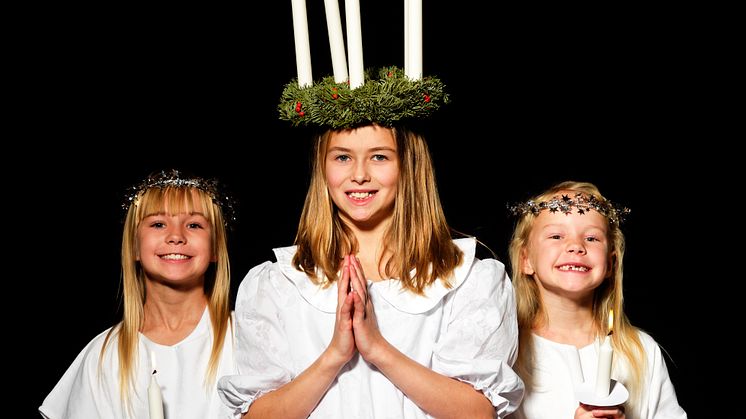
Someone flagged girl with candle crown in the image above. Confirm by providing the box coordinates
[507,180,686,419]
[218,122,523,418]
[40,169,237,419]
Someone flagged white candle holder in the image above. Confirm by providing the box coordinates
[574,379,629,407]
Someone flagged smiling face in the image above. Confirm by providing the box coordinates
[136,198,215,288]
[325,125,399,230]
[522,202,611,300]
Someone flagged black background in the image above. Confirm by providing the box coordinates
[26,2,717,417]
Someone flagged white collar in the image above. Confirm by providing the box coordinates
[273,237,476,314]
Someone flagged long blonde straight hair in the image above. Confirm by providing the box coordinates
[509,180,645,410]
[102,182,232,408]
[293,125,462,294]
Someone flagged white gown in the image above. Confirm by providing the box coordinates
[218,237,524,418]
[511,332,687,419]
[40,308,236,419]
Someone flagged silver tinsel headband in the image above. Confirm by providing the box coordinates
[122,169,236,227]
[508,193,630,225]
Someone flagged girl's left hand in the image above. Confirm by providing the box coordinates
[348,255,388,362]
[576,403,626,419]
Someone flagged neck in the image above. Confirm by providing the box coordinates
[348,220,390,281]
[141,285,208,345]
[534,290,596,348]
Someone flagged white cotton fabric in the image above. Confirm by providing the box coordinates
[40,308,236,419]
[511,332,687,419]
[218,237,524,418]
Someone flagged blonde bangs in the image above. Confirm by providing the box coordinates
[135,187,217,226]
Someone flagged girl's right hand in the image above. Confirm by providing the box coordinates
[575,403,626,419]
[323,255,357,368]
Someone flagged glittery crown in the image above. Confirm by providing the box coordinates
[278,66,449,129]
[122,169,236,227]
[508,193,630,225]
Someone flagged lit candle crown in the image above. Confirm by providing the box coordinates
[508,193,630,225]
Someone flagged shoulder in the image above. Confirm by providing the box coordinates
[40,326,124,418]
[237,244,302,294]
[461,250,512,295]
[237,260,278,294]
[634,329,667,362]
[77,327,119,366]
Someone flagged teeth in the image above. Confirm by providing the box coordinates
[349,192,372,199]
[558,265,588,272]
[161,254,189,260]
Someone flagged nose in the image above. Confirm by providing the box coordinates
[566,240,586,254]
[166,225,186,245]
[352,161,370,183]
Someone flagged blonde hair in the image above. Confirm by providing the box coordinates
[101,183,232,409]
[508,180,645,410]
[293,125,462,294]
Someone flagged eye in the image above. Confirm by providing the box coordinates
[371,154,388,161]
[187,222,204,229]
[334,154,351,162]
[150,222,166,229]
[585,236,600,242]
[549,234,562,240]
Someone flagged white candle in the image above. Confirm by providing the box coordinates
[323,0,348,83]
[594,310,614,397]
[405,0,422,80]
[291,0,313,87]
[148,351,164,419]
[345,0,364,89]
[404,0,409,72]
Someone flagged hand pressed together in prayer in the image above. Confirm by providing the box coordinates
[327,254,387,367]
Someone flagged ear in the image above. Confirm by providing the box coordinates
[606,251,616,278]
[521,248,535,276]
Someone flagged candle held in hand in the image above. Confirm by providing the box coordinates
[148,351,164,419]
[594,310,614,397]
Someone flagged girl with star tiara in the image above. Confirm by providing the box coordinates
[40,169,237,419]
[507,180,686,419]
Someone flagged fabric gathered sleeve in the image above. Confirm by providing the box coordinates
[644,334,688,419]
[218,261,295,419]
[39,330,119,419]
[431,258,524,418]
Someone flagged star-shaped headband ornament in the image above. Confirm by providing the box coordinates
[280,0,448,129]
[508,193,630,225]
[122,169,236,227]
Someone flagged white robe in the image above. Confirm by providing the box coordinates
[511,332,687,419]
[40,308,236,419]
[218,237,524,418]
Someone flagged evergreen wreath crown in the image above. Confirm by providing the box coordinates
[278,66,449,129]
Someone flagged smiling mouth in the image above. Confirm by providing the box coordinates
[557,264,589,272]
[160,254,191,260]
[347,191,375,200]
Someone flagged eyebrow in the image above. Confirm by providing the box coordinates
[327,146,396,153]
[144,211,208,218]
[539,223,607,232]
